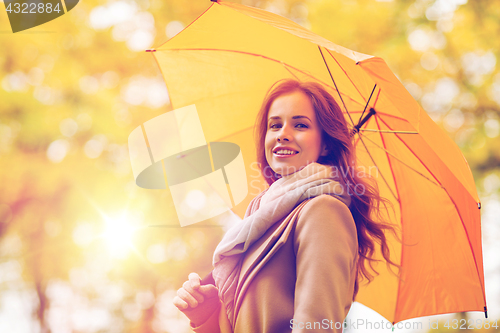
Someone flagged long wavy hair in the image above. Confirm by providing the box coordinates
[255,79,399,297]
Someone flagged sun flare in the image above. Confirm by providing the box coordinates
[102,214,137,259]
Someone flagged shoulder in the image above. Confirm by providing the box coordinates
[298,195,354,225]
[293,194,358,259]
[295,195,357,240]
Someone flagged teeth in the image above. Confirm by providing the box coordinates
[275,149,297,155]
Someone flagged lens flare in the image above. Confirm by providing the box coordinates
[102,214,137,259]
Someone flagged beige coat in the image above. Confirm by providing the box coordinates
[191,195,358,333]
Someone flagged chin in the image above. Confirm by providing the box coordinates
[273,165,301,177]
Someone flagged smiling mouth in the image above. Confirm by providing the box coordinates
[274,149,298,156]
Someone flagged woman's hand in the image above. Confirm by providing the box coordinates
[173,272,219,309]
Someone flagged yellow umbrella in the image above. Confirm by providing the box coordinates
[147,0,486,324]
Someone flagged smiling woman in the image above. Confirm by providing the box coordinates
[173,79,398,333]
[264,90,328,177]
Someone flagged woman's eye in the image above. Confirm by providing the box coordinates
[269,123,282,129]
[296,123,308,128]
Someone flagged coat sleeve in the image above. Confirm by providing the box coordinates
[292,195,358,332]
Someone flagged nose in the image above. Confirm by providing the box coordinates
[277,127,292,142]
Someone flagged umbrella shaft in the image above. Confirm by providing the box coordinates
[353,108,376,135]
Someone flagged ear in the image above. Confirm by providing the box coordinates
[320,144,328,156]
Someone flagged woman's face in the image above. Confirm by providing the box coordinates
[265,90,327,177]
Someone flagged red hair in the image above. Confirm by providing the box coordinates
[255,79,399,296]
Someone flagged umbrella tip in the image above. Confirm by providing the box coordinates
[146,49,156,52]
[211,0,218,2]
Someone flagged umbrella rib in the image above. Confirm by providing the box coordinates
[372,86,382,108]
[359,84,377,123]
[375,116,487,310]
[357,135,400,202]
[282,63,302,81]
[359,129,419,134]
[373,114,405,323]
[282,60,353,108]
[374,114,402,204]
[354,118,400,202]
[355,86,416,134]
[352,119,399,201]
[375,116,454,188]
[310,49,414,133]
[349,111,413,123]
[325,48,368,105]
[359,133,440,187]
[318,46,356,127]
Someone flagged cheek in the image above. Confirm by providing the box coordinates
[264,133,274,149]
[301,133,317,147]
[264,135,273,157]
[304,134,324,157]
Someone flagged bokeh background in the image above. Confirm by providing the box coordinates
[1,0,499,332]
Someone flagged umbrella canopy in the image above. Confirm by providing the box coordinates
[148,0,486,324]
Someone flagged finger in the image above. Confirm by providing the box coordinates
[188,272,201,290]
[172,295,188,310]
[177,288,199,308]
[199,285,219,298]
[182,280,205,303]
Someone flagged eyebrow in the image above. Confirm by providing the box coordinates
[268,115,312,121]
